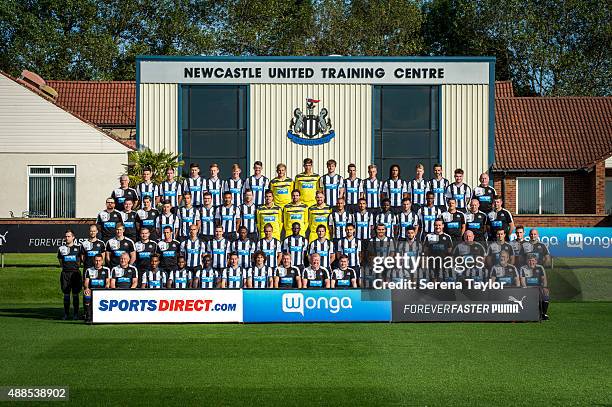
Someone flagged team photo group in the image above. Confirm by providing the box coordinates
[57,158,551,322]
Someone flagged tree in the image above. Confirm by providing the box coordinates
[125,148,184,186]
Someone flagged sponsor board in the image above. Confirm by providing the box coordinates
[92,289,243,323]
[392,287,540,322]
[243,289,391,323]
[512,227,612,257]
[0,223,91,253]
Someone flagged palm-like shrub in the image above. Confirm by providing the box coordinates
[124,148,185,186]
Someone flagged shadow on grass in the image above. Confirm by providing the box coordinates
[0,306,67,320]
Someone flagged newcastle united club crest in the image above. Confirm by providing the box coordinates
[288,98,335,145]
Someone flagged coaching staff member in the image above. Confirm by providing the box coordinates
[58,229,81,320]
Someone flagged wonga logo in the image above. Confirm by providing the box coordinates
[567,233,584,250]
[281,293,352,316]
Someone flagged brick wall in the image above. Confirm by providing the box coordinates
[512,215,611,227]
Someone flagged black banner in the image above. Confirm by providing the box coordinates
[392,287,541,322]
[0,223,92,253]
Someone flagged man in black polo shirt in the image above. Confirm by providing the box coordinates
[487,195,514,241]
[111,174,139,212]
[156,226,181,276]
[57,229,81,320]
[96,198,123,242]
[136,195,160,240]
[472,172,497,214]
[441,197,466,244]
[80,224,106,273]
[465,198,488,245]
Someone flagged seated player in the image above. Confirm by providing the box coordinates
[141,254,167,289]
[489,250,520,287]
[193,254,218,289]
[83,253,110,323]
[301,253,330,289]
[274,253,302,289]
[221,252,245,289]
[168,256,191,289]
[520,254,550,320]
[110,253,138,289]
[247,251,273,289]
[331,255,357,289]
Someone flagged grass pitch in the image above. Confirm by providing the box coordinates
[0,254,610,406]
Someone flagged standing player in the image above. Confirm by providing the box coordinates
[198,192,216,243]
[204,163,223,208]
[256,224,282,268]
[216,191,241,241]
[233,226,255,269]
[331,255,357,289]
[382,164,408,214]
[397,197,419,240]
[520,254,550,319]
[270,163,293,209]
[445,168,472,212]
[489,250,520,287]
[96,198,123,242]
[487,195,514,241]
[178,192,200,241]
[182,163,204,208]
[294,158,320,208]
[344,163,363,214]
[364,164,381,215]
[105,223,135,268]
[121,199,138,241]
[134,228,158,284]
[257,190,283,241]
[156,167,182,209]
[167,256,191,289]
[282,222,308,272]
[247,251,273,289]
[307,191,332,242]
[335,223,362,284]
[221,252,245,288]
[320,159,344,207]
[193,254,218,289]
[486,229,515,268]
[240,189,259,242]
[417,192,441,241]
[375,198,397,238]
[465,198,489,245]
[274,253,302,288]
[223,163,244,207]
[180,224,205,273]
[135,195,159,240]
[354,198,373,241]
[329,197,352,243]
[156,200,180,239]
[429,163,449,212]
[111,175,138,212]
[472,172,497,214]
[407,163,428,213]
[308,225,335,271]
[110,252,138,289]
[441,197,466,244]
[141,254,167,289]
[136,167,157,206]
[302,253,330,289]
[283,190,308,238]
[156,226,181,276]
[243,161,269,207]
[80,224,106,274]
[208,225,230,275]
[58,229,81,320]
[83,254,109,323]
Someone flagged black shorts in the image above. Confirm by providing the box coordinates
[60,271,82,294]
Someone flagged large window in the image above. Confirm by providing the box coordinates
[181,85,247,178]
[28,166,76,218]
[606,178,612,214]
[517,177,564,214]
[373,86,439,177]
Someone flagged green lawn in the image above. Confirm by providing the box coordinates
[0,255,610,405]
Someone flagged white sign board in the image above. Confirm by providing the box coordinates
[92,289,243,323]
[140,60,489,85]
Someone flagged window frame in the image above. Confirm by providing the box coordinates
[27,165,76,218]
[605,177,612,215]
[516,176,564,215]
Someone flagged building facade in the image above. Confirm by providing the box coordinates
[136,56,495,186]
